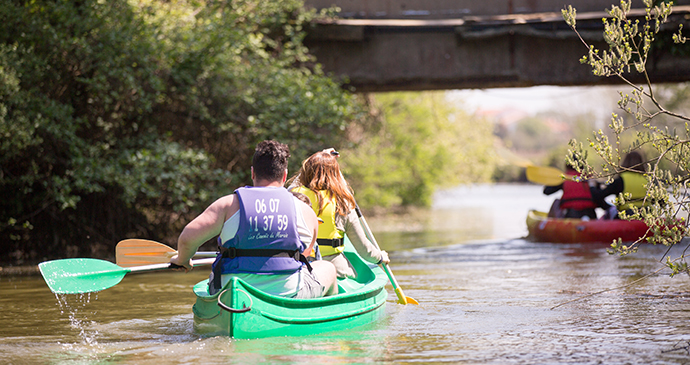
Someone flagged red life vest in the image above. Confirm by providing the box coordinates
[559,171,596,210]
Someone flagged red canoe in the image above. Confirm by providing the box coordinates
[526,210,650,243]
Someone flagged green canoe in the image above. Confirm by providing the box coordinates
[191,236,389,339]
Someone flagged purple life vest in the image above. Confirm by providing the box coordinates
[214,186,304,275]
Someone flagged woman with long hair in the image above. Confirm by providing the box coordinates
[592,150,650,219]
[289,149,389,278]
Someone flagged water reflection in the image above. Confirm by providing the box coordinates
[370,183,554,250]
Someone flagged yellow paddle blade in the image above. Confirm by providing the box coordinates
[525,165,575,186]
[116,239,177,267]
[406,295,420,305]
[381,264,418,305]
[355,205,419,306]
[394,287,419,305]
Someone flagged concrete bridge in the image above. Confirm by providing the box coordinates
[302,1,690,92]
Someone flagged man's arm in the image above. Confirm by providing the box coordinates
[171,194,238,270]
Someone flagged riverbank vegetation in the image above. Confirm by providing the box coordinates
[0,0,360,265]
[0,1,495,266]
[342,92,496,209]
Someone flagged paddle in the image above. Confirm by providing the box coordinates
[525,165,576,186]
[38,257,215,294]
[116,239,216,267]
[354,205,419,305]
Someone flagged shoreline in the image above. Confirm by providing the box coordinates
[0,265,41,277]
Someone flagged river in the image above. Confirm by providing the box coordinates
[2,183,690,364]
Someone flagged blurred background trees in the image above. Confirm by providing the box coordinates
[342,92,496,209]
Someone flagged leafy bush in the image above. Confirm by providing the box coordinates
[0,0,365,264]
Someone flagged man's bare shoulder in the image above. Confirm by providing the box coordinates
[214,193,237,205]
[209,193,240,216]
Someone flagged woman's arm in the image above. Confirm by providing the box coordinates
[598,177,624,197]
[543,184,563,195]
[590,177,624,208]
[340,209,389,264]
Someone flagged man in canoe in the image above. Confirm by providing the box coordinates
[543,160,598,220]
[170,140,338,298]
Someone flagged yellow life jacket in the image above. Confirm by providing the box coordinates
[616,171,648,211]
[293,186,345,256]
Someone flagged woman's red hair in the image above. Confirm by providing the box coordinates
[294,151,356,216]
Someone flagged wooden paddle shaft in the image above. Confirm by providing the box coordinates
[128,258,216,273]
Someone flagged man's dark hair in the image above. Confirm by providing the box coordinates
[252,140,290,182]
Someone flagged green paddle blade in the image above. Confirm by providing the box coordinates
[38,258,129,294]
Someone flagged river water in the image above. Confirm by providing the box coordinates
[2,183,690,364]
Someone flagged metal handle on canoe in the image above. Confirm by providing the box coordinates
[217,288,252,313]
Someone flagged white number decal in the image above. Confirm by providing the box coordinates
[269,199,280,212]
[251,199,286,232]
[255,199,267,213]
[263,215,274,231]
[277,215,288,231]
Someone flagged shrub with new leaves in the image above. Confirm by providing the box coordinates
[562,0,690,274]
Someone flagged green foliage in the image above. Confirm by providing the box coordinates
[510,117,564,152]
[0,0,365,264]
[563,0,690,273]
[341,92,496,208]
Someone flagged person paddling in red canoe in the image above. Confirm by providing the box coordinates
[591,150,651,220]
[543,158,598,220]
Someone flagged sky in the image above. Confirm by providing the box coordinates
[448,85,624,124]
